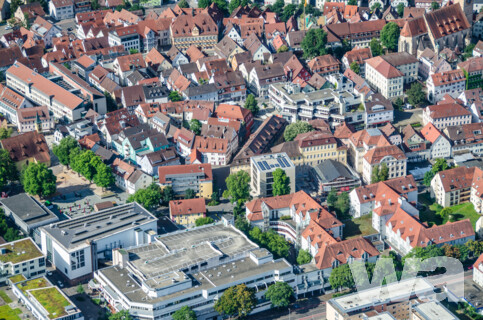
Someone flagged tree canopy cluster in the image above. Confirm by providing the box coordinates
[172,306,197,320]
[127,184,174,210]
[0,209,22,242]
[301,29,328,59]
[284,121,314,142]
[249,227,290,259]
[214,284,257,318]
[371,163,389,183]
[380,22,400,52]
[265,282,294,308]
[21,163,57,198]
[53,137,114,189]
[195,216,214,227]
[296,249,312,265]
[423,158,449,186]
[0,149,17,191]
[327,189,351,219]
[406,82,426,107]
[244,94,259,116]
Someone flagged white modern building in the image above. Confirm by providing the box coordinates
[94,223,323,320]
[40,203,157,282]
[0,238,46,284]
[11,276,84,320]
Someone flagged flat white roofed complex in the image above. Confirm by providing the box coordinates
[6,62,86,123]
[40,202,157,282]
[94,223,319,320]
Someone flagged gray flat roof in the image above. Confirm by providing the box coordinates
[413,301,458,320]
[41,202,157,250]
[127,225,258,284]
[330,278,435,314]
[0,193,58,227]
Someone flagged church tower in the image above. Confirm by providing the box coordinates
[455,0,474,26]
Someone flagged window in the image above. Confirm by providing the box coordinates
[71,250,85,271]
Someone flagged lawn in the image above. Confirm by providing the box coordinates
[0,290,12,303]
[343,214,377,239]
[30,287,70,319]
[0,305,21,320]
[18,278,49,293]
[418,193,481,228]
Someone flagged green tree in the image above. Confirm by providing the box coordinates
[0,127,13,139]
[371,165,380,183]
[380,22,400,51]
[21,163,57,198]
[433,158,449,172]
[297,249,312,265]
[0,149,17,191]
[178,0,189,7]
[394,97,404,110]
[189,119,202,135]
[109,310,133,320]
[244,93,259,116]
[185,188,196,199]
[223,171,250,203]
[379,163,389,182]
[277,45,289,53]
[235,216,251,233]
[281,4,297,22]
[94,164,114,190]
[348,0,357,4]
[198,0,212,7]
[431,1,440,10]
[129,48,139,54]
[213,0,228,14]
[214,284,256,318]
[266,282,294,308]
[77,284,85,294]
[349,61,360,74]
[229,0,240,13]
[329,264,355,291]
[105,92,118,112]
[208,191,220,206]
[327,188,337,210]
[423,169,435,186]
[127,184,162,210]
[53,137,79,166]
[269,0,284,16]
[438,207,452,220]
[161,186,175,205]
[396,3,405,17]
[301,29,328,59]
[169,91,182,102]
[371,2,381,10]
[406,82,425,106]
[284,121,314,141]
[91,0,100,10]
[370,38,383,57]
[335,192,350,219]
[173,306,197,320]
[195,216,214,227]
[272,168,291,196]
[9,0,23,18]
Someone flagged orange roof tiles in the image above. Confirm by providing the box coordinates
[169,198,206,216]
[363,145,407,165]
[426,103,471,119]
[366,56,404,79]
[158,163,212,184]
[0,131,50,164]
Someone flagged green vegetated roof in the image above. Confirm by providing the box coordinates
[29,287,71,319]
[0,239,43,264]
[18,278,49,293]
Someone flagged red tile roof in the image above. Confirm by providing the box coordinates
[363,145,407,165]
[366,56,404,79]
[0,131,50,164]
[158,163,212,183]
[169,198,206,216]
[315,237,380,269]
[430,70,465,87]
[425,103,471,119]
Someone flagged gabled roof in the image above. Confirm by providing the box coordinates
[420,122,443,143]
[365,56,404,79]
[363,145,407,165]
[169,198,206,216]
[0,131,50,164]
[426,103,470,119]
[315,237,380,270]
[425,4,470,40]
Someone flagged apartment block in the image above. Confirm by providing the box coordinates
[158,163,213,198]
[250,153,296,198]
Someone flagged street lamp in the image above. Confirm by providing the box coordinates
[288,307,291,320]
